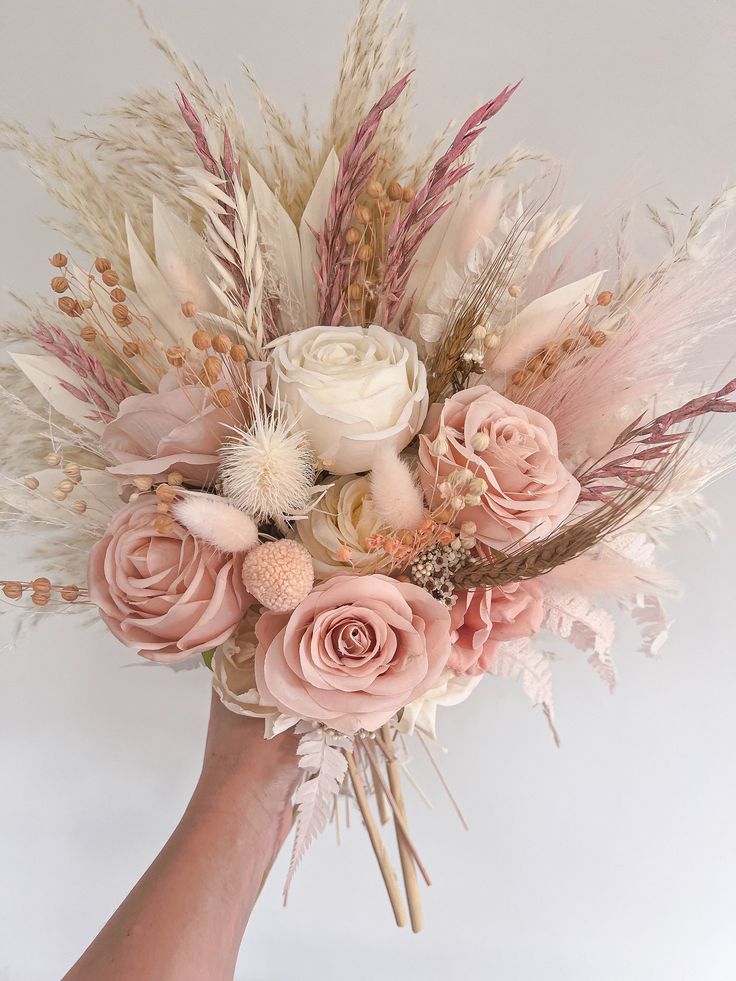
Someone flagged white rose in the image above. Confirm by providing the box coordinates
[268,323,428,474]
[211,609,275,718]
[296,474,382,580]
[397,670,483,738]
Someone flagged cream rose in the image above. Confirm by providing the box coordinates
[268,324,428,475]
[296,474,382,580]
[212,608,276,718]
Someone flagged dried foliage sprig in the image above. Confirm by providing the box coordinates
[32,323,134,423]
[577,379,736,502]
[456,466,679,590]
[316,74,412,325]
[426,205,538,401]
[178,93,270,355]
[378,83,520,327]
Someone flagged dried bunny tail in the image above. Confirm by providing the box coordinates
[171,493,259,553]
[369,449,425,532]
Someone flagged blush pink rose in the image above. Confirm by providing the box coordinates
[254,574,451,734]
[449,579,544,675]
[87,498,251,662]
[419,385,579,549]
[102,369,234,486]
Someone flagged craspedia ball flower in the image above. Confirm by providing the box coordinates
[242,540,314,612]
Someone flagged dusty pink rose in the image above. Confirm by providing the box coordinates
[449,579,544,675]
[87,498,251,662]
[102,369,234,486]
[419,385,579,549]
[254,574,451,734]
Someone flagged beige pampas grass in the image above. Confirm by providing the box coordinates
[369,448,425,532]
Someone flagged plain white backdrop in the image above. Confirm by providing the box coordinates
[1,2,735,978]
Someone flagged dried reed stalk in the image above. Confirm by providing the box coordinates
[456,463,680,590]
[345,750,407,928]
[381,725,423,933]
[426,207,537,402]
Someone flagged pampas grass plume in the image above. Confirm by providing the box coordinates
[172,494,259,553]
[369,448,425,532]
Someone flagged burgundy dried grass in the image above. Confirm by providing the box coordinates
[378,82,520,327]
[32,322,134,424]
[316,73,412,325]
[577,378,736,502]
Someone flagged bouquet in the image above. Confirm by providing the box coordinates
[2,0,734,933]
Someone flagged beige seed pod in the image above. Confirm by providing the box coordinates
[122,340,140,357]
[51,276,69,293]
[212,333,231,354]
[212,388,233,408]
[31,592,50,607]
[60,585,80,602]
[57,479,75,494]
[110,287,126,302]
[132,475,153,492]
[2,581,23,600]
[101,269,119,287]
[24,476,40,490]
[230,344,247,363]
[70,500,87,515]
[80,325,97,343]
[192,331,212,351]
[94,258,112,273]
[50,252,68,268]
[52,488,67,501]
[45,452,61,467]
[387,181,403,201]
[155,484,177,504]
[166,346,187,368]
[181,301,198,318]
[154,515,175,534]
[167,471,184,486]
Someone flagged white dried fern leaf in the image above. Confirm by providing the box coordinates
[284,725,352,898]
[489,639,559,745]
[544,587,617,692]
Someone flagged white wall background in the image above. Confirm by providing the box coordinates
[1,2,735,979]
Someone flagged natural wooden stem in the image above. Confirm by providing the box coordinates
[345,751,407,928]
[381,725,424,933]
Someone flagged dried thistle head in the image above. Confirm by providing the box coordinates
[218,394,316,526]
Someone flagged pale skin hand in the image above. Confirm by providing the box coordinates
[63,694,300,981]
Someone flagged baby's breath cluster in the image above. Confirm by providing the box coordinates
[409,537,473,606]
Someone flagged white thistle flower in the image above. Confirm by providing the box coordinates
[219,396,316,525]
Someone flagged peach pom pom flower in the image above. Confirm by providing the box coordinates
[242,540,315,612]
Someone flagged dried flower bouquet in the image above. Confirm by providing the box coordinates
[2,0,735,932]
